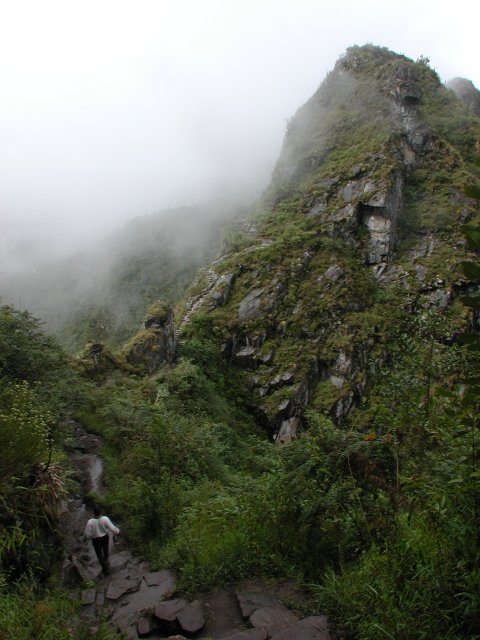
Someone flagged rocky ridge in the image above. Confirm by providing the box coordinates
[171,45,480,438]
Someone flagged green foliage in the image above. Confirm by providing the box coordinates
[318,515,464,640]
[0,382,51,485]
[0,578,78,640]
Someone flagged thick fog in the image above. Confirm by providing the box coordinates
[1,0,479,274]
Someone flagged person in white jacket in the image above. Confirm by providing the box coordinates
[84,505,120,574]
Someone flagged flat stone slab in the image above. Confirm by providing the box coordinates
[143,569,176,594]
[236,591,280,618]
[111,584,178,629]
[154,598,188,622]
[109,551,133,571]
[106,576,140,600]
[221,628,269,640]
[177,599,205,634]
[270,616,331,640]
[250,606,298,634]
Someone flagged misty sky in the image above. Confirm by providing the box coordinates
[1,0,479,268]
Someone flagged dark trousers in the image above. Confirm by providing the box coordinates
[92,534,109,570]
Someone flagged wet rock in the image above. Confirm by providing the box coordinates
[250,605,298,635]
[111,583,179,630]
[106,576,140,601]
[177,600,205,634]
[239,289,264,321]
[236,591,280,618]
[143,569,176,594]
[154,598,188,622]
[270,615,331,640]
[109,551,133,572]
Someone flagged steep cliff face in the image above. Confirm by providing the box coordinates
[178,45,480,438]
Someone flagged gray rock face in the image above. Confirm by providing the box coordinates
[275,417,301,445]
[239,289,264,321]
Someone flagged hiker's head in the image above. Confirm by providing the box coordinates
[93,505,102,518]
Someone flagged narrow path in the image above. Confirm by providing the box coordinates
[60,420,332,639]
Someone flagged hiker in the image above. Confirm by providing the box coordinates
[84,505,120,574]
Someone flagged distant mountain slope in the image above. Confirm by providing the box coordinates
[1,203,246,351]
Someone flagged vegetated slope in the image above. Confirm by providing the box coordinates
[179,45,480,439]
[1,202,245,352]
[129,45,480,638]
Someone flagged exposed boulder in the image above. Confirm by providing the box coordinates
[209,273,236,309]
[123,302,176,372]
[176,600,205,634]
[239,289,264,321]
[154,598,188,623]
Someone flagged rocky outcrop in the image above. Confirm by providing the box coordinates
[171,46,479,445]
[124,302,176,372]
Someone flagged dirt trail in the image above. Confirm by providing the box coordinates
[60,420,332,639]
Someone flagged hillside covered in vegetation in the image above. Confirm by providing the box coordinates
[2,45,480,640]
